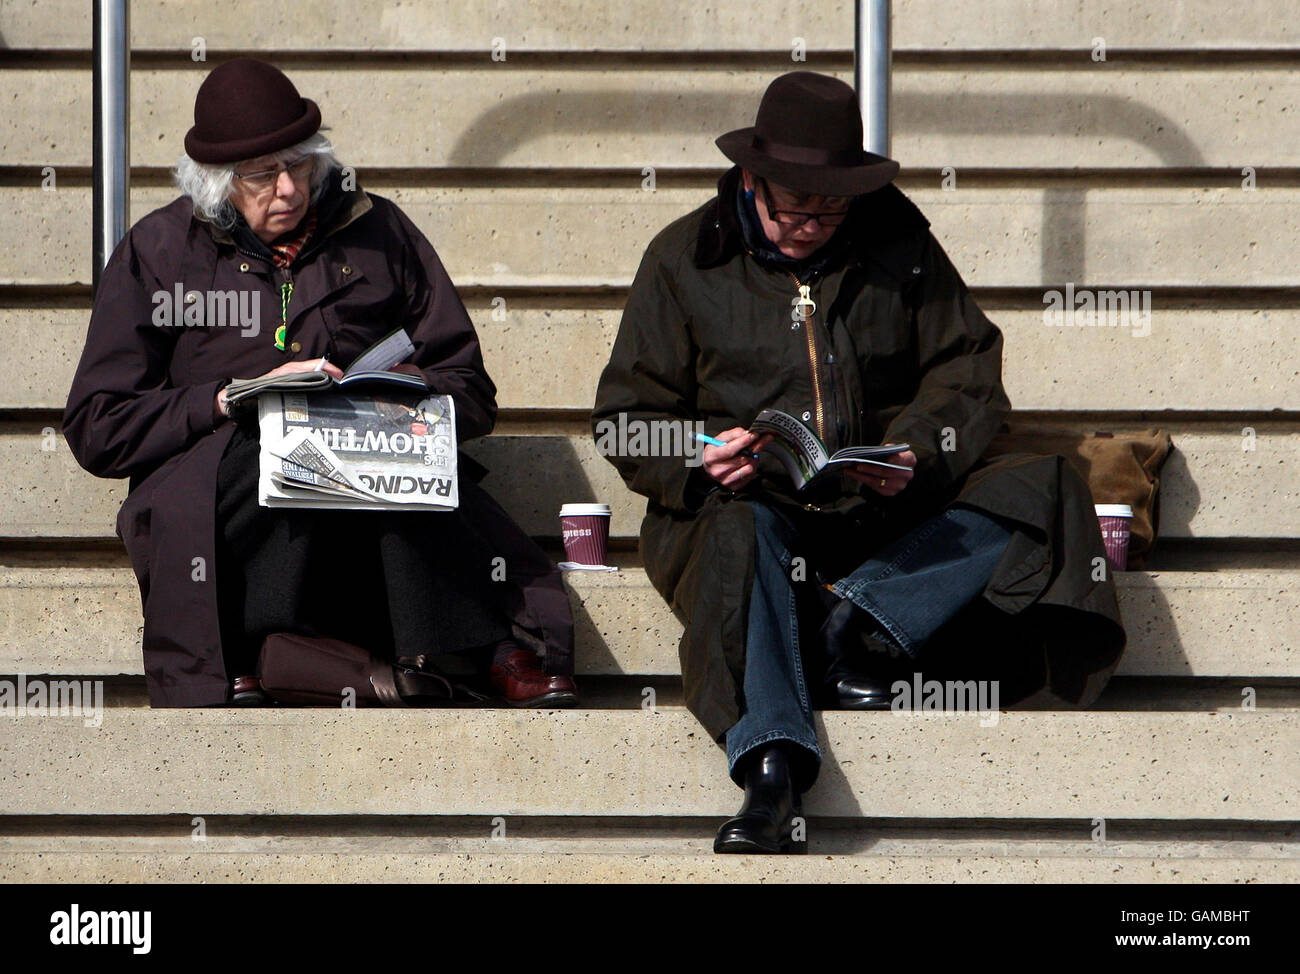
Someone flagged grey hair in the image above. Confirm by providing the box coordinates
[173,132,343,230]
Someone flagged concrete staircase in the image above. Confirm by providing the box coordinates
[0,1,1297,881]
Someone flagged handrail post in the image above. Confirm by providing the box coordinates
[855,0,891,156]
[93,0,130,294]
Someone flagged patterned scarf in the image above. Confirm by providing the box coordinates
[269,207,317,269]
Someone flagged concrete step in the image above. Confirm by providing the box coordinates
[7,304,1298,413]
[3,563,1298,679]
[1,708,1295,818]
[9,64,1297,170]
[6,0,1296,51]
[8,184,1300,289]
[1,424,1294,540]
[2,833,1297,883]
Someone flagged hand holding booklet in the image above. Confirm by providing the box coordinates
[224,328,427,405]
[748,407,910,491]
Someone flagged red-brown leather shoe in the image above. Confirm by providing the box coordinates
[489,648,578,708]
[230,674,270,706]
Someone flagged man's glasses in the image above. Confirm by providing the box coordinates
[233,156,314,193]
[758,177,851,227]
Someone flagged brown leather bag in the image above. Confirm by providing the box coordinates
[983,424,1175,569]
[257,632,455,707]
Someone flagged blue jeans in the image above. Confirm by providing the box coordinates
[723,503,1014,788]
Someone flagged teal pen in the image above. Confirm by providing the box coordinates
[694,431,761,460]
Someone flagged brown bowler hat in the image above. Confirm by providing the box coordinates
[716,71,899,197]
[184,58,321,164]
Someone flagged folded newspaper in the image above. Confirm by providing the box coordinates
[257,390,459,511]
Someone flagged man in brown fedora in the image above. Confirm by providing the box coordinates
[593,71,1124,852]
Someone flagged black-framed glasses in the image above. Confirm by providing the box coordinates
[757,177,851,227]
[233,156,314,193]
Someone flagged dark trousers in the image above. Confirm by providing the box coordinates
[214,426,511,675]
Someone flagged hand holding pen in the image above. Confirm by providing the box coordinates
[695,428,773,491]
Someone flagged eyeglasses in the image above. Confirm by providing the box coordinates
[233,156,314,193]
[757,178,851,227]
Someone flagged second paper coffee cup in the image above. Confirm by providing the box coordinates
[1095,503,1133,572]
[560,503,611,565]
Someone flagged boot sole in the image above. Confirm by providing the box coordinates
[714,834,807,855]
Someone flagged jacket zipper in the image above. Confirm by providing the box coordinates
[741,245,831,443]
[789,271,827,442]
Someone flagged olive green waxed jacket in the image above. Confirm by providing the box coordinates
[593,168,1125,741]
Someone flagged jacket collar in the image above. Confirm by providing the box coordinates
[694,165,931,280]
[194,167,373,262]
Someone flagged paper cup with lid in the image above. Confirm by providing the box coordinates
[1095,504,1133,572]
[560,503,611,566]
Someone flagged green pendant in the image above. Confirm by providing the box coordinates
[276,280,294,352]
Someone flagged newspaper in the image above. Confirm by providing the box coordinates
[257,390,458,511]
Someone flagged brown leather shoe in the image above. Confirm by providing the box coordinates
[230,674,270,706]
[489,648,578,708]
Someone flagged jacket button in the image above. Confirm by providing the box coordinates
[239,262,250,272]
[912,266,922,274]
[184,291,199,304]
[341,265,352,275]
[801,410,812,421]
[290,341,302,352]
[790,321,801,330]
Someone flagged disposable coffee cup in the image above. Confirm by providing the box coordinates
[560,503,611,566]
[1095,504,1133,572]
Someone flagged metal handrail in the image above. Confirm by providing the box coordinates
[855,0,891,157]
[92,0,130,293]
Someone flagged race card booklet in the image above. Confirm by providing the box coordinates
[748,407,910,491]
[225,328,427,405]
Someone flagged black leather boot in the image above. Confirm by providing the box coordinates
[713,744,807,854]
[820,598,902,710]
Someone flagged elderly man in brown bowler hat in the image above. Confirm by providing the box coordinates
[593,72,1125,853]
[66,58,578,709]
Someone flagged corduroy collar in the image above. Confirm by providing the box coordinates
[694,165,932,278]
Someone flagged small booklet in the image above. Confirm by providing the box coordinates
[749,407,910,491]
[225,328,426,405]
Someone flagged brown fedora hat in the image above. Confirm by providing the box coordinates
[716,71,899,197]
[184,58,321,164]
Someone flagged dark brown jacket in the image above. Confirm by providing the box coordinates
[65,173,573,706]
[593,167,1125,742]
